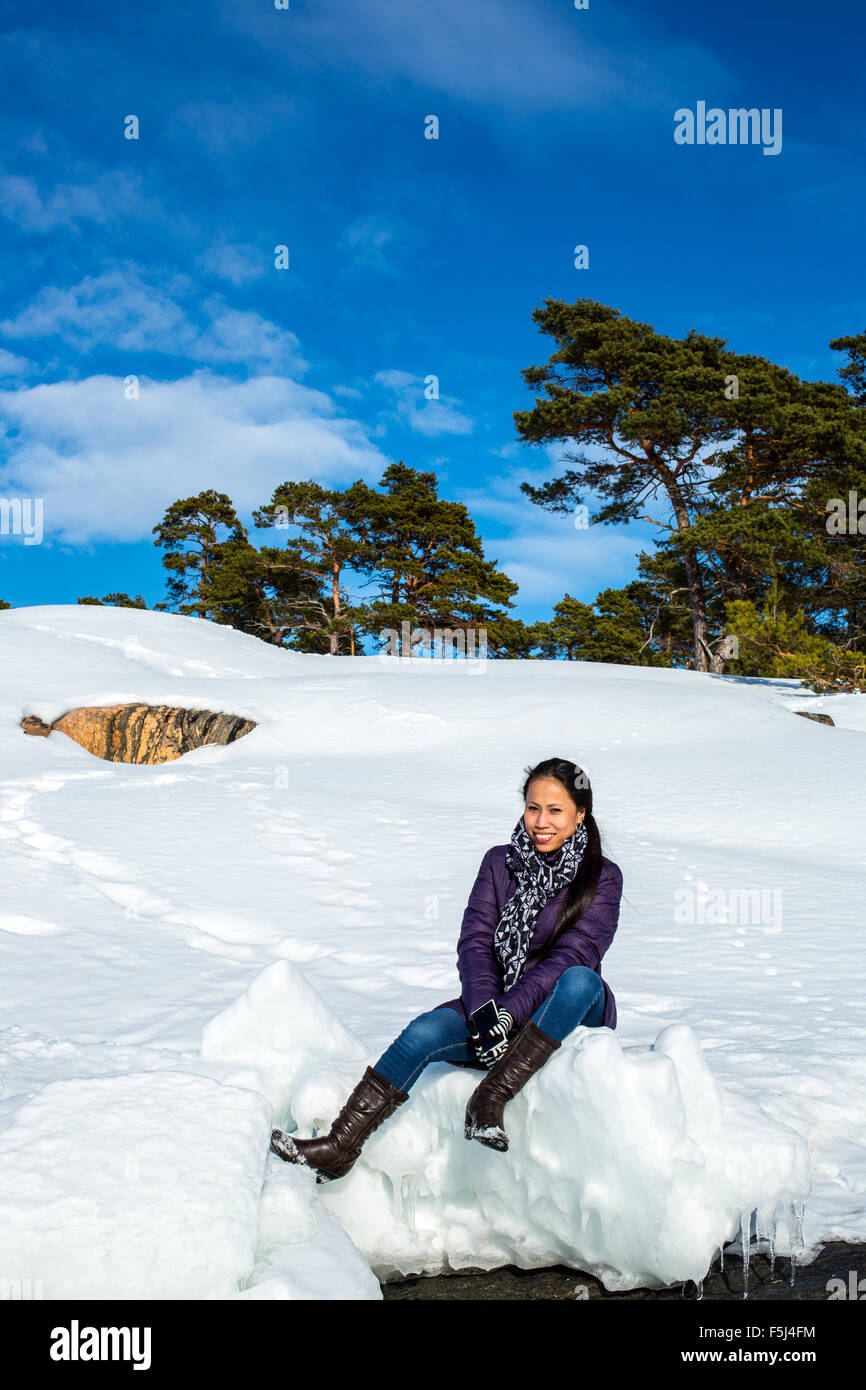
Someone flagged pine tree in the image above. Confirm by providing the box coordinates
[830,330,866,404]
[546,594,594,660]
[620,566,696,666]
[77,593,148,608]
[542,587,664,665]
[484,616,552,658]
[355,462,518,656]
[152,491,246,619]
[197,533,329,650]
[253,480,372,654]
[724,582,866,692]
[514,299,866,673]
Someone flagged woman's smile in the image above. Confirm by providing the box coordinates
[523,775,585,852]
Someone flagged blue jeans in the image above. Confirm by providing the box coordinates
[372,965,606,1094]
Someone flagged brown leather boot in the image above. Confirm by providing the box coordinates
[464,1020,561,1151]
[270,1065,409,1182]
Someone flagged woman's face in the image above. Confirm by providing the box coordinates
[523,776,585,854]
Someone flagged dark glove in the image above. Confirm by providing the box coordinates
[470,1005,514,1068]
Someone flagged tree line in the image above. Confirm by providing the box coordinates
[6,299,866,692]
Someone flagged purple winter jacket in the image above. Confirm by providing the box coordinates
[435,845,623,1031]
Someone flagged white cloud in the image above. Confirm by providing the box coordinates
[0,167,162,232]
[491,525,647,608]
[340,217,396,271]
[456,468,657,608]
[0,269,188,350]
[0,268,306,373]
[193,305,306,372]
[218,0,728,116]
[0,347,33,380]
[375,369,414,392]
[0,371,391,545]
[199,242,269,286]
[374,369,473,437]
[409,402,474,438]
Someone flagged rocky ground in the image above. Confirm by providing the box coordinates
[381,1241,866,1300]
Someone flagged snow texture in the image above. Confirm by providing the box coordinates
[0,1070,269,1298]
[0,603,862,1297]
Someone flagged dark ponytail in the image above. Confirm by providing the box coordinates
[520,757,604,947]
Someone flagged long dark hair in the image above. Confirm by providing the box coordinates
[520,757,604,946]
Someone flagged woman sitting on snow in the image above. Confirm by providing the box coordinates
[271,755,623,1179]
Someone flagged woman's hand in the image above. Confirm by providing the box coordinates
[480,1009,513,1066]
[470,1005,514,1067]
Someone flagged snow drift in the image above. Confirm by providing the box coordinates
[207,959,810,1291]
[0,604,863,1298]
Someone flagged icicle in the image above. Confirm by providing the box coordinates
[695,1277,703,1301]
[740,1209,752,1299]
[765,1206,777,1279]
[755,1209,765,1260]
[401,1174,416,1234]
[719,1240,725,1274]
[755,1205,777,1279]
[786,1199,806,1286]
[793,1199,806,1254]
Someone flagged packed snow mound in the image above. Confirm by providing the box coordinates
[238,1160,381,1300]
[200,960,811,1290]
[201,958,368,1112]
[0,1053,378,1301]
[0,1071,270,1299]
[271,992,811,1290]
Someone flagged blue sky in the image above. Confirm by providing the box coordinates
[1,0,863,621]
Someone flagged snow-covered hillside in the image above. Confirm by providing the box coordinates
[0,605,864,1297]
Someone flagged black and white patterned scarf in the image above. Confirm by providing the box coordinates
[493,817,588,988]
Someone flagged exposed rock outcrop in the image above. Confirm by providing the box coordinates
[794,711,835,727]
[20,715,52,737]
[20,704,256,764]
